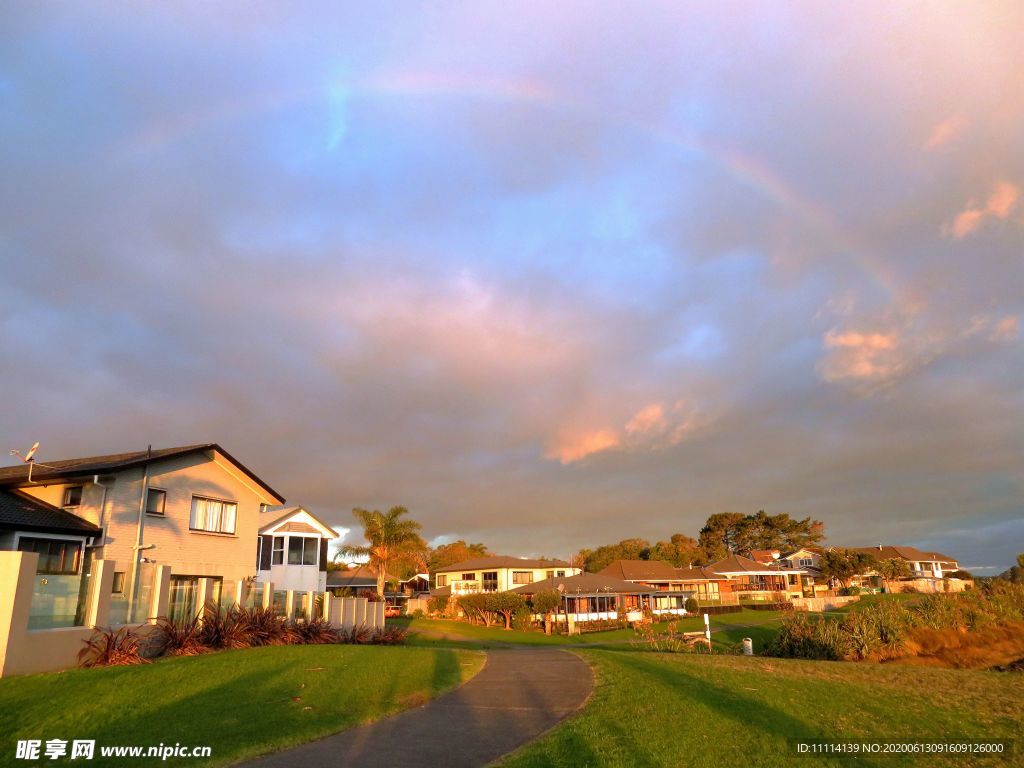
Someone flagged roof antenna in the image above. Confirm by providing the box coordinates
[9,441,49,483]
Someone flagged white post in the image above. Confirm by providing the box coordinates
[234,580,245,608]
[195,578,211,623]
[284,590,296,620]
[704,612,711,648]
[262,582,274,610]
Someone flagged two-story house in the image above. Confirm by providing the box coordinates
[0,443,285,624]
[431,555,581,596]
[256,505,338,593]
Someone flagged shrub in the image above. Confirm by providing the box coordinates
[411,609,426,619]
[198,604,250,650]
[370,625,408,645]
[152,614,207,657]
[240,605,292,646]
[839,586,862,596]
[79,627,149,668]
[426,595,449,615]
[343,623,373,644]
[684,597,699,613]
[512,606,533,632]
[766,613,849,660]
[290,616,341,645]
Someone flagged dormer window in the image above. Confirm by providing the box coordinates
[63,485,83,507]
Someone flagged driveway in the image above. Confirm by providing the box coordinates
[241,647,594,768]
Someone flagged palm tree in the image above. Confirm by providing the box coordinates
[336,506,427,598]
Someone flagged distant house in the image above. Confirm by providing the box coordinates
[400,573,430,595]
[510,572,662,623]
[256,506,339,593]
[0,444,285,624]
[327,565,390,597]
[673,565,733,601]
[847,545,959,580]
[706,553,806,601]
[597,559,700,614]
[431,556,581,596]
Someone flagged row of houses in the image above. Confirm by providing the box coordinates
[424,544,965,623]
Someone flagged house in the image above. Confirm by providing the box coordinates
[327,565,389,597]
[596,559,700,614]
[673,565,733,601]
[0,443,285,624]
[706,553,806,601]
[846,545,964,592]
[0,488,103,629]
[400,573,430,595]
[431,555,581,596]
[256,505,339,593]
[510,572,674,623]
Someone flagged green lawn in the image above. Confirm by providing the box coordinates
[0,644,484,767]
[396,611,788,653]
[496,650,1024,768]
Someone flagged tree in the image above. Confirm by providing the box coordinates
[699,511,824,561]
[576,538,651,573]
[697,513,746,562]
[458,593,492,626]
[875,557,911,592]
[531,589,562,635]
[647,534,704,567]
[998,553,1024,584]
[336,506,428,598]
[818,549,876,589]
[486,592,526,630]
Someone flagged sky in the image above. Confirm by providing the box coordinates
[1,2,1022,572]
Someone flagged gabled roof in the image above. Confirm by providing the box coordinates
[748,549,781,565]
[707,553,803,576]
[0,489,101,537]
[510,572,660,596]
[258,505,339,538]
[434,555,572,573]
[847,545,957,564]
[597,559,680,582]
[327,566,394,588]
[0,444,285,503]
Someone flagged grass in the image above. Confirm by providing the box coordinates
[395,611,789,653]
[496,650,1024,768]
[0,644,484,767]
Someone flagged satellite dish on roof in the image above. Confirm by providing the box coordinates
[9,441,40,462]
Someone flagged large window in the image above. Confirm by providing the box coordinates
[63,486,83,507]
[436,574,447,587]
[482,571,498,592]
[189,496,237,534]
[18,537,82,574]
[146,488,166,515]
[461,573,476,582]
[512,571,533,585]
[288,537,318,566]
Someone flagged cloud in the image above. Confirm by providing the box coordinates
[990,315,1020,343]
[922,114,967,151]
[817,329,905,387]
[547,401,699,464]
[944,181,1021,238]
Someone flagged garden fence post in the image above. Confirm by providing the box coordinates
[262,581,274,610]
[86,559,116,628]
[148,565,172,624]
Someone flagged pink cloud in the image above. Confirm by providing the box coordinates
[922,114,967,151]
[944,181,1021,238]
[990,315,1020,343]
[818,329,903,383]
[545,428,620,464]
[625,403,666,435]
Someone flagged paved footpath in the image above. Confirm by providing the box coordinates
[242,648,594,768]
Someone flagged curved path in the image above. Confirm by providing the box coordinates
[242,648,594,768]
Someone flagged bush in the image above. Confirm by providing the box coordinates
[426,595,449,615]
[684,597,699,613]
[839,586,862,596]
[766,613,849,660]
[198,604,249,650]
[152,614,207,657]
[291,616,341,645]
[370,625,409,645]
[78,627,149,668]
[410,609,426,619]
[512,607,533,632]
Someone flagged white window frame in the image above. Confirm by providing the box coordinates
[512,571,533,585]
[189,495,238,535]
[272,536,285,565]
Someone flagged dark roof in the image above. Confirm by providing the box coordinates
[0,444,284,503]
[707,553,803,575]
[674,565,730,582]
[847,545,957,564]
[597,559,680,581]
[0,489,101,536]
[327,566,394,588]
[510,572,657,596]
[434,555,572,573]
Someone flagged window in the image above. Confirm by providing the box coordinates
[546,570,554,579]
[461,573,476,582]
[798,558,813,567]
[436,574,447,587]
[512,571,533,585]
[288,537,318,565]
[112,572,126,594]
[146,488,166,515]
[556,570,566,577]
[482,571,498,591]
[189,496,237,534]
[272,536,285,565]
[18,537,82,575]
[63,486,83,507]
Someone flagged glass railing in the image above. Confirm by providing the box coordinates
[28,572,88,630]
